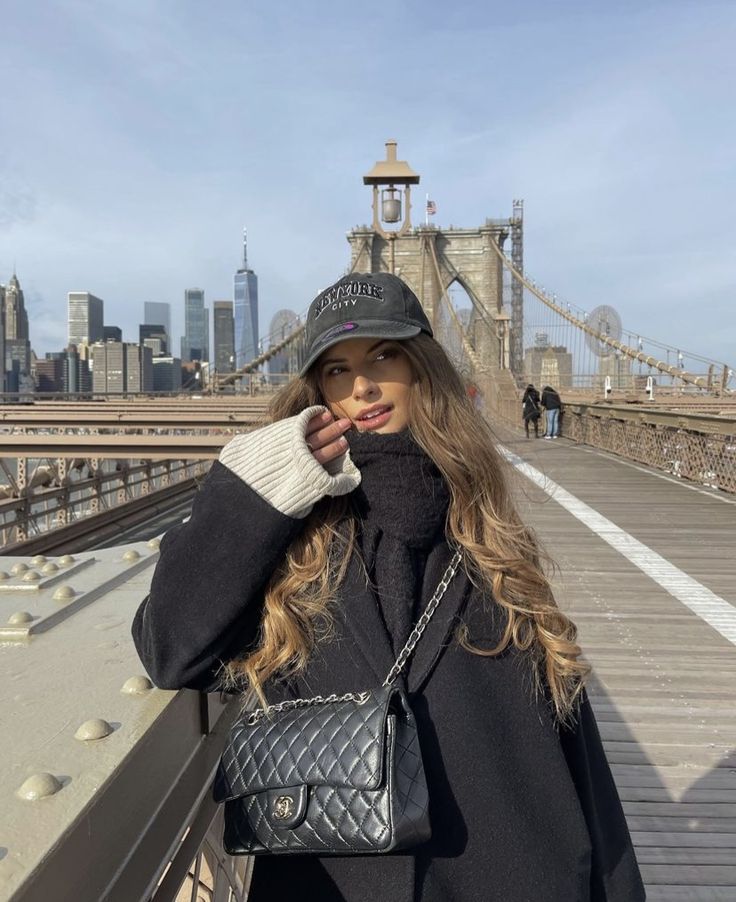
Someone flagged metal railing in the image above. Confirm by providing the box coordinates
[559,404,736,494]
[0,458,208,548]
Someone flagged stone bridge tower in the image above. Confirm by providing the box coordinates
[346,141,522,375]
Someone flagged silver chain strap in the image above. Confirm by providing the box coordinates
[382,548,463,687]
[246,691,371,725]
[245,548,463,725]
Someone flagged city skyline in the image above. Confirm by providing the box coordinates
[1,2,735,365]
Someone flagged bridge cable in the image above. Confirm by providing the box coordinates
[487,239,729,393]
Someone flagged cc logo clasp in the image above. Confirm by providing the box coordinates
[273,795,295,820]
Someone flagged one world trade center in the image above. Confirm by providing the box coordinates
[234,229,259,368]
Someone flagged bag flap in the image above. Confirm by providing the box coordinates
[214,685,396,803]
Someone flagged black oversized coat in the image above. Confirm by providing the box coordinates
[132,461,645,902]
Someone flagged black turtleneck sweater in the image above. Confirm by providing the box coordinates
[347,430,451,658]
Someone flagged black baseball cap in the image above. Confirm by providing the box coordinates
[300,272,433,376]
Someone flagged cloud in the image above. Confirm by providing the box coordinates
[0,179,37,231]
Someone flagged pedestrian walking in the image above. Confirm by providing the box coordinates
[541,384,563,439]
[132,273,644,902]
[521,383,541,438]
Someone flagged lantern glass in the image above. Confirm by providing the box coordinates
[381,187,402,223]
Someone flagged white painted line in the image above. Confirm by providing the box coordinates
[501,447,736,647]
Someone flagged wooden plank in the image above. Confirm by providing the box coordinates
[506,434,736,897]
[623,802,736,818]
[646,888,736,900]
[636,848,736,865]
[621,789,736,804]
[626,817,736,834]
[640,865,736,885]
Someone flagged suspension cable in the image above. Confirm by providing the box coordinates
[487,239,731,393]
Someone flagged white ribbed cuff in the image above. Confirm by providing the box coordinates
[218,405,361,518]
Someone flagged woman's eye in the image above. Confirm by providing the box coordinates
[326,366,346,377]
[376,348,396,362]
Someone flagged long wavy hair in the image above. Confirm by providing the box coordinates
[224,334,589,723]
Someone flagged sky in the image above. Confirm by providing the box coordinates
[1,0,734,365]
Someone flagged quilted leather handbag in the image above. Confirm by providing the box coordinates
[213,549,462,856]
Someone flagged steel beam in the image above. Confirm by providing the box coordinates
[0,435,228,459]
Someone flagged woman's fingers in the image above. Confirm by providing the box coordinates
[311,439,348,467]
[305,409,335,438]
[305,412,352,465]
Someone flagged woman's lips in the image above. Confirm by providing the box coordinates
[355,405,393,431]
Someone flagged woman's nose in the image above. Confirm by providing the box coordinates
[352,375,379,399]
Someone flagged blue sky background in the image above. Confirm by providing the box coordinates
[1,0,734,364]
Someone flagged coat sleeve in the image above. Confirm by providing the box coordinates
[559,691,646,901]
[131,461,305,691]
[131,407,362,693]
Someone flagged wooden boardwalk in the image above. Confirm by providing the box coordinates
[503,434,736,901]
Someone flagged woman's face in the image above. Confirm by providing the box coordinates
[316,337,414,433]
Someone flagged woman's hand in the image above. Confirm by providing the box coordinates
[305,410,352,466]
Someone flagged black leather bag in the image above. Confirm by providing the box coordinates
[213,549,462,856]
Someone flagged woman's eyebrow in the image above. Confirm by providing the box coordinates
[367,340,390,353]
[319,354,346,367]
[320,341,391,368]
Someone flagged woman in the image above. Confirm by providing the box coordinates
[522,383,541,438]
[132,273,645,901]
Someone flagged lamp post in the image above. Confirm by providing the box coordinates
[363,141,420,265]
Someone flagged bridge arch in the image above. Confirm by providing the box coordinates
[347,224,512,372]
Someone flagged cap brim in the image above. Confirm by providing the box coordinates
[299,320,423,376]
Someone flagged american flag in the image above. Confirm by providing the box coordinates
[426,199,437,215]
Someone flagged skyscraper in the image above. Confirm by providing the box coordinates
[144,302,171,338]
[234,230,259,368]
[4,273,32,391]
[213,301,235,373]
[181,289,208,362]
[68,292,104,346]
[91,342,153,393]
[144,302,171,352]
[268,309,300,375]
[4,273,29,341]
[140,324,168,356]
[0,273,31,392]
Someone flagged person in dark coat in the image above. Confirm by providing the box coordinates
[541,385,563,439]
[132,273,645,902]
[521,383,541,438]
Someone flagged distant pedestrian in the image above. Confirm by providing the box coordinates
[541,385,562,439]
[521,383,541,438]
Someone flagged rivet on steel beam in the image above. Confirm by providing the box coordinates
[122,549,140,562]
[42,562,59,574]
[31,555,47,565]
[147,538,161,550]
[53,585,76,602]
[121,675,153,694]
[11,562,29,574]
[17,773,63,800]
[74,719,114,741]
[22,570,41,582]
[59,555,75,566]
[8,611,34,624]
